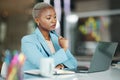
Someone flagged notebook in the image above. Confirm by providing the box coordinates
[76,42,118,73]
[24,69,75,76]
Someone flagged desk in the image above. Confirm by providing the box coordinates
[24,67,120,80]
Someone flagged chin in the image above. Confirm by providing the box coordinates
[50,29,55,31]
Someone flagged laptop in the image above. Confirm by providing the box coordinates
[75,41,118,73]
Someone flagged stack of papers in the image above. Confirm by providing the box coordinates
[112,64,120,69]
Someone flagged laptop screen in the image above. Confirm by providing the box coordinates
[88,42,118,72]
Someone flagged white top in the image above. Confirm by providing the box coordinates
[46,40,55,54]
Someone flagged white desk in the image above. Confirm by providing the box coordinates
[24,67,120,80]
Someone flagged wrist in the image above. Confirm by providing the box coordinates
[60,64,64,69]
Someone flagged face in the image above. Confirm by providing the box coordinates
[36,7,57,32]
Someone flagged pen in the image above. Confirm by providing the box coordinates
[7,54,18,80]
[5,49,12,65]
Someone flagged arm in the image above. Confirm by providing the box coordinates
[57,36,78,69]
[21,36,69,69]
[21,37,43,68]
[62,49,78,69]
[55,50,78,69]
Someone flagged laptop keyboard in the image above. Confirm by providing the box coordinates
[77,66,89,70]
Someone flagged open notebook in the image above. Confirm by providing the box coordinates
[24,69,75,76]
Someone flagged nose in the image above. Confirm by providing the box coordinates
[52,18,56,23]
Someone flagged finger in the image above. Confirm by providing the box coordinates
[59,36,63,39]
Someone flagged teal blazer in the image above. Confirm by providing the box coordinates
[21,28,77,71]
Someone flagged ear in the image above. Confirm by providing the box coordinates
[35,18,39,25]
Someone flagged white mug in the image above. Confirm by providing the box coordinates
[40,57,54,77]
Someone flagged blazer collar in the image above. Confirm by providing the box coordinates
[34,28,51,56]
[50,32,60,51]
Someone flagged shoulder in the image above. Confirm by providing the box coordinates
[21,33,37,42]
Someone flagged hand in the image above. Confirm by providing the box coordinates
[55,64,64,69]
[58,36,68,51]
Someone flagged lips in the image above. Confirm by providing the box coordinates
[51,24,56,28]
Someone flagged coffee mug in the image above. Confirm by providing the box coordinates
[40,57,54,77]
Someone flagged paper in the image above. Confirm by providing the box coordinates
[24,69,40,75]
[24,69,75,75]
[112,64,120,69]
[54,69,75,75]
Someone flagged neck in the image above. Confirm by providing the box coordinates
[38,26,50,40]
[41,30,50,40]
[44,35,50,40]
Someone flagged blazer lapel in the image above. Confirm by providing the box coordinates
[35,28,51,56]
[50,32,61,51]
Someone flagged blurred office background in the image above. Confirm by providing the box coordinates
[0,0,120,70]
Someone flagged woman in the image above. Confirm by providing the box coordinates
[21,2,77,71]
